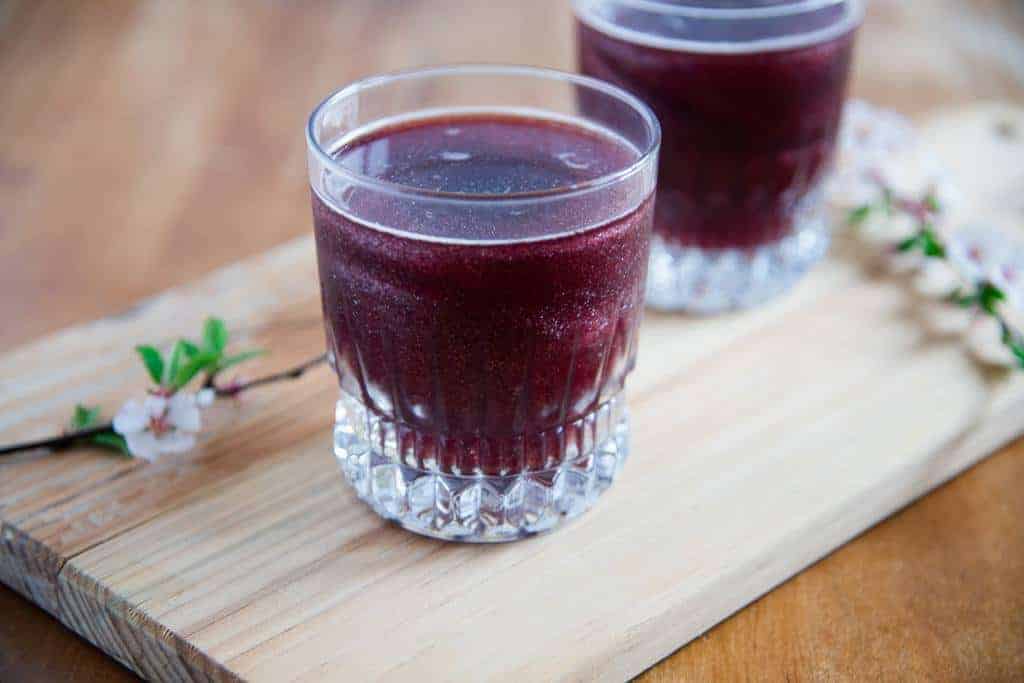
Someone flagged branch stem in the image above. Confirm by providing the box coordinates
[0,424,112,456]
[854,180,1024,368]
[1,353,329,458]
[211,353,327,397]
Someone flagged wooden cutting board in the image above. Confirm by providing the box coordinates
[1,104,1022,682]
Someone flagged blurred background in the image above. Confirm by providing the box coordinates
[1,1,1023,681]
[2,1,1024,351]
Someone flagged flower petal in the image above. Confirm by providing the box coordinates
[157,431,196,454]
[921,301,973,336]
[125,431,161,462]
[856,213,918,246]
[967,317,1017,367]
[828,100,917,209]
[196,388,215,407]
[913,261,963,298]
[167,393,201,433]
[948,228,1018,286]
[885,250,924,275]
[144,395,168,417]
[113,400,148,435]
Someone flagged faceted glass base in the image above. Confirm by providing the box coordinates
[645,213,830,314]
[332,393,630,543]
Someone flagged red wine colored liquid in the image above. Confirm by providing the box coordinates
[313,114,652,476]
[578,8,856,249]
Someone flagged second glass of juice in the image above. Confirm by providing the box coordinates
[575,0,863,313]
[307,66,660,542]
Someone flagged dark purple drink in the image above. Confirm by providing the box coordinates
[314,115,650,475]
[575,0,862,312]
[307,67,659,541]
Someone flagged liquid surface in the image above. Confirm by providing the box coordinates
[313,113,653,475]
[333,115,637,197]
[577,0,850,50]
[578,6,856,248]
[321,114,642,243]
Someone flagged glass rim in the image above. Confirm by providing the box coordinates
[573,0,865,54]
[305,64,661,204]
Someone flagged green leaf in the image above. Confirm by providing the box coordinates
[166,340,191,386]
[90,432,131,456]
[203,317,229,354]
[918,228,946,258]
[999,320,1013,345]
[997,320,1024,368]
[180,340,201,358]
[1012,342,1024,369]
[947,290,977,308]
[173,350,220,388]
[217,349,266,372]
[847,205,872,226]
[977,282,1006,315]
[897,235,920,253]
[135,345,165,385]
[72,404,102,430]
[881,188,895,216]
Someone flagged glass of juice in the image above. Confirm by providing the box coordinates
[575,0,863,313]
[307,65,660,542]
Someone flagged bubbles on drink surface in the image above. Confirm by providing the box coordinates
[331,113,635,197]
[557,152,592,171]
[318,112,644,241]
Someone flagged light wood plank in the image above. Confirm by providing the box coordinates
[2,103,1023,680]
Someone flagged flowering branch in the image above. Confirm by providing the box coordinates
[0,318,328,460]
[206,353,327,398]
[0,423,112,457]
[847,185,1024,369]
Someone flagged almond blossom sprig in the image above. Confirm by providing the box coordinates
[0,318,327,460]
[847,187,1024,370]
[829,99,1024,369]
[111,390,214,462]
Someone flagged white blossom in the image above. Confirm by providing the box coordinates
[884,249,925,275]
[113,391,209,462]
[912,260,964,298]
[827,100,960,215]
[856,211,918,246]
[948,228,1024,308]
[827,100,916,208]
[921,300,974,336]
[967,316,1018,367]
[829,100,1023,370]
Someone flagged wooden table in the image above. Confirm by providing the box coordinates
[1,1,1022,680]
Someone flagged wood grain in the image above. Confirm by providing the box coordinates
[2,102,1024,678]
[1,0,1023,681]
[1,219,1023,681]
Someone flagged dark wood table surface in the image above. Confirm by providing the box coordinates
[1,1,1022,680]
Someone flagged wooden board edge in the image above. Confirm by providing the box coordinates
[55,561,243,683]
[0,521,237,681]
[601,389,1024,683]
[0,521,63,616]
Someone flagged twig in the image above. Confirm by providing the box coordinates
[849,181,1024,368]
[0,424,112,456]
[209,353,327,397]
[1,353,329,458]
